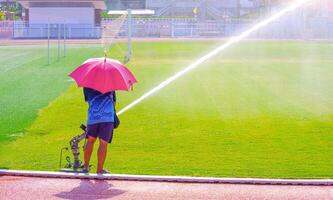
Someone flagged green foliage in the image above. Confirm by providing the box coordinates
[0,41,332,178]
[0,11,5,20]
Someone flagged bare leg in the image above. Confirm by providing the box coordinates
[84,136,96,169]
[97,139,108,173]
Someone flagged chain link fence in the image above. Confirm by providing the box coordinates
[10,21,101,39]
[1,5,333,40]
[101,15,333,40]
[0,20,13,38]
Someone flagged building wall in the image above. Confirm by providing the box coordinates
[29,7,94,24]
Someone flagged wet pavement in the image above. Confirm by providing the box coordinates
[0,175,332,200]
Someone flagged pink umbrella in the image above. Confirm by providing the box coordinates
[69,57,137,93]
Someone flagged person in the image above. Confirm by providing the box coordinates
[82,87,116,174]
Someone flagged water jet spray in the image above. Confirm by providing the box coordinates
[118,0,311,116]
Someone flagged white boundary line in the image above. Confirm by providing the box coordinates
[0,169,332,186]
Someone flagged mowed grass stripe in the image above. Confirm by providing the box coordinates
[0,41,332,178]
[0,44,104,142]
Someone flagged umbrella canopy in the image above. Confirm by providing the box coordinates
[69,57,137,93]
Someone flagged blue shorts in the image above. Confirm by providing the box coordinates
[86,122,114,143]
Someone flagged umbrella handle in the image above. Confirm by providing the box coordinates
[104,50,107,62]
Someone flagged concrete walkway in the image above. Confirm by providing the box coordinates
[1,175,332,200]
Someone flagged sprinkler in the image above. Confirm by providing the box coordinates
[59,124,89,173]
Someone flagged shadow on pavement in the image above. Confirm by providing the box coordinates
[55,179,126,200]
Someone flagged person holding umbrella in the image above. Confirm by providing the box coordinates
[69,57,137,174]
[82,88,116,174]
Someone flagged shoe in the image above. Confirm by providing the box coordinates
[82,166,90,173]
[97,169,111,174]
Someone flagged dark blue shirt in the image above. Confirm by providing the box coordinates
[84,88,116,125]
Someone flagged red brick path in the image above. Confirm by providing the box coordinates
[0,176,332,200]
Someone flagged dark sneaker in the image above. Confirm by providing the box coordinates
[97,169,111,174]
[82,166,90,173]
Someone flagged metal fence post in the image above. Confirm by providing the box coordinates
[12,21,15,38]
[171,20,175,38]
[63,23,66,57]
[57,24,60,62]
[47,21,50,65]
[126,9,132,62]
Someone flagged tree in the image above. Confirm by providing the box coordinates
[0,11,5,21]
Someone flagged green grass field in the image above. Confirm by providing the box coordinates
[0,41,332,178]
[0,44,103,142]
